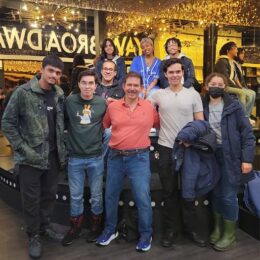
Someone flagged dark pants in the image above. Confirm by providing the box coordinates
[158,144,199,235]
[19,151,60,237]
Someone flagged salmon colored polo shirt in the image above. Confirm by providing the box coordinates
[103,98,160,150]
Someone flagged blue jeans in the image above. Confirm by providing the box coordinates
[68,155,104,216]
[104,150,152,238]
[211,148,239,221]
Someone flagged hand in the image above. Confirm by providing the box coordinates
[241,162,252,174]
[106,97,116,105]
[179,141,191,147]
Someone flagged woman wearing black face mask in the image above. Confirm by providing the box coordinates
[202,73,255,251]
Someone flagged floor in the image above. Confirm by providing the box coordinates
[0,198,260,260]
[0,134,260,260]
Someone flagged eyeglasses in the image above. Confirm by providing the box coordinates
[167,43,178,47]
[102,67,114,72]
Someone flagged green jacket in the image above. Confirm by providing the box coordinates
[1,76,66,169]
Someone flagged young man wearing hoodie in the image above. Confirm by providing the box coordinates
[95,60,124,102]
[159,37,196,89]
[95,60,125,157]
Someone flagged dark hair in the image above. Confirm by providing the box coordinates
[164,37,182,54]
[73,54,85,67]
[101,38,118,59]
[102,59,117,72]
[235,47,245,64]
[204,72,228,89]
[124,71,143,86]
[77,69,97,83]
[163,58,184,73]
[219,42,237,55]
[42,55,64,71]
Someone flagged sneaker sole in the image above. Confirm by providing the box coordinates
[136,238,152,252]
[136,244,151,252]
[96,232,118,246]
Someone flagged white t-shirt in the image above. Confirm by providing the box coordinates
[148,87,203,148]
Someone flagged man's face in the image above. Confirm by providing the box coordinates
[164,63,184,87]
[40,65,62,85]
[123,76,143,101]
[101,61,116,83]
[78,75,96,99]
[167,40,180,56]
[228,46,238,58]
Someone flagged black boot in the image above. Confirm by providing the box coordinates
[182,199,207,247]
[28,234,42,259]
[62,215,84,246]
[86,213,102,243]
[186,231,206,247]
[161,230,177,247]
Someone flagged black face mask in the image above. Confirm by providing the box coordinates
[208,87,224,98]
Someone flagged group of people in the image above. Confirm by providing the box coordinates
[0,35,256,260]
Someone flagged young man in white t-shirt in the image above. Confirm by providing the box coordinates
[149,58,205,248]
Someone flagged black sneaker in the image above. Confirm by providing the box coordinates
[86,229,100,243]
[61,215,84,246]
[160,231,176,248]
[62,228,82,246]
[28,235,42,259]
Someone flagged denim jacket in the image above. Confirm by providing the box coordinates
[2,76,66,169]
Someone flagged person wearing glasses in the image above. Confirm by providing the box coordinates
[96,60,124,103]
[95,60,125,158]
[96,38,126,87]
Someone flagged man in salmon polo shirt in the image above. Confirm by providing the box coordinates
[96,71,159,252]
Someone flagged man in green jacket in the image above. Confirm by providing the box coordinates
[2,54,66,259]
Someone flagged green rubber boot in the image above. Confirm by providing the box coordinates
[209,213,222,245]
[214,219,236,251]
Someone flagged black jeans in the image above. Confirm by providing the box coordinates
[19,151,60,237]
[158,144,200,235]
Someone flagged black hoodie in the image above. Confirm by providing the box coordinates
[95,79,124,100]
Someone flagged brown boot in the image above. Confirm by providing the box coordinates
[86,213,102,243]
[62,215,84,246]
